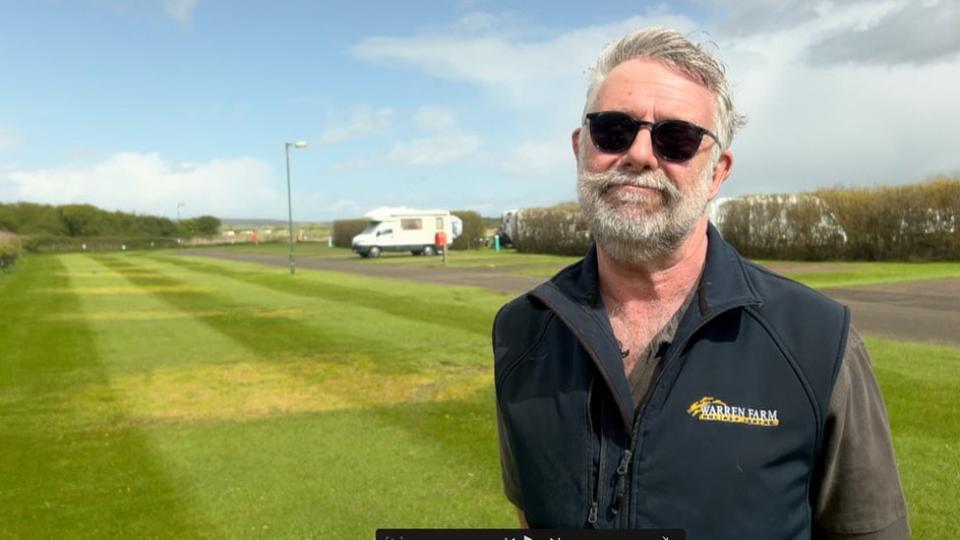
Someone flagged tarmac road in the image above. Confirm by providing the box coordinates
[822,279,959,347]
[178,248,959,347]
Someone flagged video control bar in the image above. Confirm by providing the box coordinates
[377,529,684,540]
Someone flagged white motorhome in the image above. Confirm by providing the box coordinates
[351,207,462,258]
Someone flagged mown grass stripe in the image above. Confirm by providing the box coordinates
[0,254,213,537]
[153,253,504,337]
[70,253,515,535]
[51,253,510,535]
[83,253,494,422]
[99,254,492,371]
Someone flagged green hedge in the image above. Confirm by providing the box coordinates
[719,178,960,261]
[22,235,181,253]
[0,232,21,269]
[512,203,591,256]
[717,195,846,260]
[332,219,368,248]
[451,210,485,250]
[816,179,960,260]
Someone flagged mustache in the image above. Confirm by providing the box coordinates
[579,169,681,199]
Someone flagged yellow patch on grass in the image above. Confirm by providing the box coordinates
[93,358,491,425]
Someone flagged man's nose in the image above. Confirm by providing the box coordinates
[619,128,659,171]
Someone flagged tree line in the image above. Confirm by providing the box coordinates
[0,202,221,237]
[0,202,221,252]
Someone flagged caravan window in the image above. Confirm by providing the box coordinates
[436,217,444,230]
[401,218,422,230]
[361,222,380,234]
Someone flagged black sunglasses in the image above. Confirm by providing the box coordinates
[585,111,720,162]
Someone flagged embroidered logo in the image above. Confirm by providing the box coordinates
[687,396,780,427]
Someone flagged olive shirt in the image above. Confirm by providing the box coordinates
[497,295,910,539]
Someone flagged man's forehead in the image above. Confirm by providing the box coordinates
[594,59,715,122]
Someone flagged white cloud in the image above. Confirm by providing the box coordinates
[694,0,872,36]
[715,2,960,195]
[319,105,394,144]
[164,0,198,25]
[324,107,468,172]
[807,0,960,65]
[353,4,960,198]
[296,192,364,217]
[388,134,482,166]
[352,12,696,110]
[4,152,280,218]
[501,139,575,178]
[414,106,458,132]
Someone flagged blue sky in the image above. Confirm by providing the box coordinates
[1,0,958,221]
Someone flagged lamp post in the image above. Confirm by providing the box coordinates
[285,140,308,275]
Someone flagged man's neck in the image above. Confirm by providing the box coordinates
[597,218,710,307]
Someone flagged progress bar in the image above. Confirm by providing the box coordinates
[377,529,684,540]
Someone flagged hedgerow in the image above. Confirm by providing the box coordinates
[332,219,368,248]
[0,232,21,270]
[512,203,591,256]
[720,178,960,260]
[450,210,485,250]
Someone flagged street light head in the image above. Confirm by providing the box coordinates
[294,140,308,148]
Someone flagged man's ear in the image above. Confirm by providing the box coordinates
[709,149,734,199]
[571,127,581,161]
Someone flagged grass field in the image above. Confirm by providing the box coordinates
[0,253,515,537]
[1,252,957,537]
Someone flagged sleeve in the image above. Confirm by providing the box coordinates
[496,400,524,509]
[811,326,910,539]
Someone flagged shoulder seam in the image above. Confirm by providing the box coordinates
[742,305,823,435]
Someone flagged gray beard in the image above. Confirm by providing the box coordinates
[577,165,713,264]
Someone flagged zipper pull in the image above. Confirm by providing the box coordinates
[616,449,633,475]
[611,449,634,513]
[587,501,599,525]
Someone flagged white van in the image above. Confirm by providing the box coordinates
[351,207,462,258]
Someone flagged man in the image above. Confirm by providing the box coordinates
[493,28,909,539]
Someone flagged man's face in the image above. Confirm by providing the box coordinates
[574,59,733,264]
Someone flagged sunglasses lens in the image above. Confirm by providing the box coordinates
[653,121,705,162]
[588,113,637,153]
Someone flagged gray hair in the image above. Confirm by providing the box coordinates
[583,27,746,150]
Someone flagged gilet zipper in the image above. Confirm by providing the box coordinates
[619,306,744,527]
[587,378,606,527]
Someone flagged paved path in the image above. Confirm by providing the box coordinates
[178,248,959,347]
[824,279,959,347]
